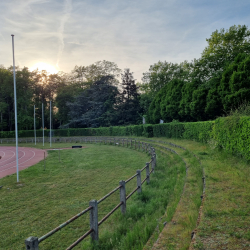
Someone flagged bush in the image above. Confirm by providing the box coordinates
[212,116,250,160]
[3,117,250,162]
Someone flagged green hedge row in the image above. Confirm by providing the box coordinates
[212,116,250,161]
[0,125,154,139]
[2,117,250,161]
[0,121,213,143]
[0,122,213,142]
[152,121,214,143]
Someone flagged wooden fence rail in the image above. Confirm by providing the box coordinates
[24,137,156,250]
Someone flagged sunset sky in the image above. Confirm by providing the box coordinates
[0,0,250,80]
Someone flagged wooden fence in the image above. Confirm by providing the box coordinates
[24,137,156,250]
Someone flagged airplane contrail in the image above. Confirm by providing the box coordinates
[56,0,72,69]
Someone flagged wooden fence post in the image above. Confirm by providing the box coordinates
[136,170,142,193]
[119,180,126,214]
[146,163,150,184]
[25,236,39,250]
[154,153,156,168]
[89,200,98,242]
[151,154,156,173]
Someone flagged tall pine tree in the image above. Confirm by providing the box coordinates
[118,69,141,125]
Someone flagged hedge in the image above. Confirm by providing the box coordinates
[152,121,214,142]
[212,116,250,161]
[0,125,154,139]
[2,117,250,161]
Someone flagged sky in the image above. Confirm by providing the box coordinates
[0,0,250,81]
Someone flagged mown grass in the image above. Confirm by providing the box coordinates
[135,138,203,250]
[87,150,186,250]
[0,141,185,250]
[148,138,250,250]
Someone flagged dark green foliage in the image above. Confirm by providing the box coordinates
[148,85,167,124]
[117,69,141,125]
[66,76,120,128]
[4,114,250,163]
[160,79,185,122]
[195,24,250,82]
[152,121,214,143]
[212,116,250,161]
[190,87,208,121]
[179,79,200,121]
[220,53,250,112]
[141,61,191,97]
[205,72,224,119]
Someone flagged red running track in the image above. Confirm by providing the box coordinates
[0,146,47,179]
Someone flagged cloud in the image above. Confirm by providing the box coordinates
[0,0,250,80]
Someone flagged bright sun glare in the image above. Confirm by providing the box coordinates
[30,62,58,74]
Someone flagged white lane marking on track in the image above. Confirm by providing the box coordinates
[0,150,26,169]
[0,151,6,159]
[0,149,37,173]
[0,150,15,164]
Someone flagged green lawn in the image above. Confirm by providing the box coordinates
[0,141,185,250]
[147,138,250,250]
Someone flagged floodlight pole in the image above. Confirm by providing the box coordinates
[42,103,44,146]
[50,101,52,147]
[34,105,36,145]
[11,34,19,182]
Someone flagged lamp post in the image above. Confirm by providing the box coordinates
[34,105,36,145]
[50,101,52,147]
[42,103,44,146]
[11,34,19,182]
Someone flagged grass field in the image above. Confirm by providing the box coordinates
[142,137,250,250]
[0,141,185,250]
[2,136,248,249]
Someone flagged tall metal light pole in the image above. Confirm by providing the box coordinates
[42,103,44,146]
[11,34,19,182]
[34,105,36,145]
[50,101,52,147]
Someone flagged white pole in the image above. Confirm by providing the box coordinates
[11,34,19,183]
[42,103,44,146]
[50,100,52,147]
[34,105,36,145]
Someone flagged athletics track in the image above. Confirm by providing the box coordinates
[0,146,47,179]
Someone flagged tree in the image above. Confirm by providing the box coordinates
[190,87,208,121]
[0,67,12,131]
[179,79,201,121]
[66,76,120,128]
[70,60,121,86]
[219,53,250,112]
[204,72,224,119]
[193,25,250,82]
[141,61,191,97]
[117,69,141,125]
[147,79,184,123]
[160,79,184,122]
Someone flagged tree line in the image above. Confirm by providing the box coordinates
[143,25,250,123]
[0,61,141,131]
[1,24,250,131]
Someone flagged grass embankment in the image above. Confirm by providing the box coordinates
[144,138,250,250]
[0,141,185,250]
[140,139,203,250]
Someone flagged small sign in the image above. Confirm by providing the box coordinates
[160,119,164,124]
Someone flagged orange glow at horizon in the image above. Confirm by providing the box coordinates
[30,62,58,74]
